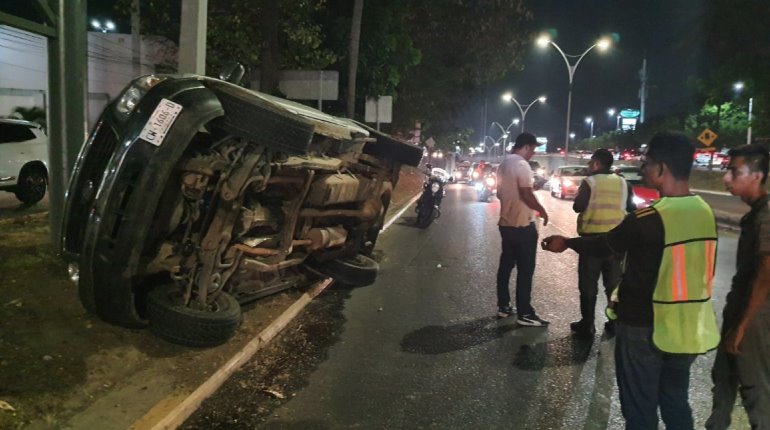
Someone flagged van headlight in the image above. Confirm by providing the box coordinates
[114,75,168,120]
[67,263,80,283]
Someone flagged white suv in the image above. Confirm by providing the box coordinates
[0,119,49,204]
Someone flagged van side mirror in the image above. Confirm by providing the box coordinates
[219,62,247,87]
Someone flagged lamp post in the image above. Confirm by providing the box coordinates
[537,34,611,158]
[734,82,753,144]
[585,116,594,137]
[491,120,520,154]
[91,19,116,33]
[501,93,547,132]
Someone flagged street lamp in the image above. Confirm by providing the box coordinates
[734,81,753,144]
[585,116,594,137]
[91,19,116,33]
[569,132,576,140]
[607,108,619,131]
[501,92,547,132]
[537,33,612,157]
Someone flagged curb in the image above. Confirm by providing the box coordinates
[132,278,333,430]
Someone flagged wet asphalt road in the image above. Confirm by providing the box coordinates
[233,184,742,429]
[0,191,49,219]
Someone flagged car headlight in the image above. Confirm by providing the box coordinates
[114,75,168,120]
[485,177,496,187]
[67,263,79,283]
[431,182,441,193]
[472,171,480,179]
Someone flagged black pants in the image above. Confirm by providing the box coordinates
[615,323,697,430]
[496,223,537,316]
[577,253,622,325]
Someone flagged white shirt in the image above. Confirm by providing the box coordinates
[497,153,534,227]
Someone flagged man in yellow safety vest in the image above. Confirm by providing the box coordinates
[571,148,636,338]
[542,132,720,430]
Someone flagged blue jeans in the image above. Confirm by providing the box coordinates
[496,223,537,316]
[615,323,697,430]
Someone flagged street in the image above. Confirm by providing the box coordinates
[183,183,745,429]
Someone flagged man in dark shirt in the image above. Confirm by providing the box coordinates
[542,132,719,429]
[706,144,770,430]
[571,149,636,338]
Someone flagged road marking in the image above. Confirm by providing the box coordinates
[381,193,422,232]
[134,278,334,430]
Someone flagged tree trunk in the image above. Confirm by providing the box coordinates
[259,2,280,95]
[347,0,364,118]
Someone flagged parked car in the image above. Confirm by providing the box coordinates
[549,165,588,199]
[0,118,49,204]
[61,73,422,347]
[613,165,660,209]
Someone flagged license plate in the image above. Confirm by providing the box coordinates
[139,99,183,146]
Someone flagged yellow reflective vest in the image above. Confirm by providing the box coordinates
[577,174,629,235]
[652,196,720,354]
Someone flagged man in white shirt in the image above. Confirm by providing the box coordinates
[495,133,550,326]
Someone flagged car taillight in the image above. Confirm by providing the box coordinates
[485,177,495,187]
[563,179,574,187]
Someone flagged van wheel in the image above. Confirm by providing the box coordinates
[147,285,242,347]
[308,254,379,288]
[15,165,47,204]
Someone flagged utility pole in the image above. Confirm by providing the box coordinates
[178,0,208,74]
[346,0,363,118]
[481,96,487,151]
[638,57,648,123]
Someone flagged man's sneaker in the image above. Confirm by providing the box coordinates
[517,313,550,327]
[570,320,596,338]
[497,306,514,318]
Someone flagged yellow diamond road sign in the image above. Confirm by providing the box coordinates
[698,128,718,147]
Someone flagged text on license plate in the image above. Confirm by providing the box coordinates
[139,99,183,146]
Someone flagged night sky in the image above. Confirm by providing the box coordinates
[469,0,708,146]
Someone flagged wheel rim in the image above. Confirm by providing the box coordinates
[25,174,46,196]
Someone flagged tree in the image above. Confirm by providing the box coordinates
[685,102,748,148]
[685,0,770,140]
[393,0,533,135]
[346,0,363,117]
[116,0,337,91]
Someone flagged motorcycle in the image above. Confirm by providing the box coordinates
[530,160,547,191]
[475,171,497,202]
[415,168,446,228]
